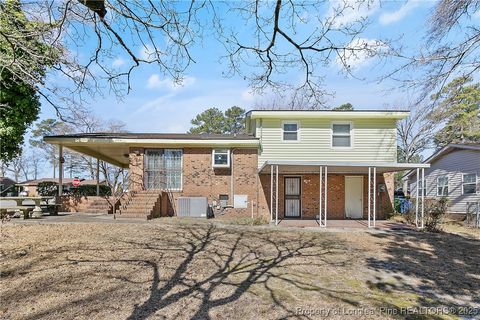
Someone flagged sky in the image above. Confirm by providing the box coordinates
[37,0,450,133]
[21,0,477,178]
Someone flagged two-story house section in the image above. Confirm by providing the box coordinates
[44,109,429,228]
[245,110,429,226]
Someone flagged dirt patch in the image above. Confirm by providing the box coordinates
[0,220,478,319]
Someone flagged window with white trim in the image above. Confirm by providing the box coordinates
[332,123,351,147]
[212,149,230,168]
[462,173,477,194]
[282,122,298,141]
[437,176,448,196]
[418,179,427,196]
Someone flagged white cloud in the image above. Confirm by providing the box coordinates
[474,9,480,19]
[112,57,125,67]
[336,38,385,70]
[379,1,420,25]
[146,74,196,90]
[132,83,253,133]
[326,0,380,27]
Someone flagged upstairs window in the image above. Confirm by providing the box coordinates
[437,176,449,196]
[282,122,299,141]
[332,123,352,148]
[212,149,230,168]
[462,173,477,194]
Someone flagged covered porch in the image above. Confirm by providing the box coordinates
[259,161,430,229]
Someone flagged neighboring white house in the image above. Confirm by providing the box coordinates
[405,144,480,214]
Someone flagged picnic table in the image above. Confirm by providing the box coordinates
[0,196,56,218]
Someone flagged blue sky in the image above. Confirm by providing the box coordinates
[36,0,454,134]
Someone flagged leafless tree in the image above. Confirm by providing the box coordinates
[382,0,480,100]
[1,0,390,114]
[6,153,29,182]
[396,103,438,163]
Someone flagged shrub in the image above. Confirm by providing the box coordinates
[37,181,58,196]
[403,198,448,231]
[424,197,449,232]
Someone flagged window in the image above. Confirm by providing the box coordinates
[463,173,477,194]
[418,179,427,196]
[332,123,352,147]
[282,122,299,141]
[212,149,230,168]
[144,149,183,190]
[164,149,183,190]
[437,176,449,196]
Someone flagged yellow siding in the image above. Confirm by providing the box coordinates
[256,118,397,168]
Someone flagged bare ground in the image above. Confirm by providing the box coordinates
[0,217,479,320]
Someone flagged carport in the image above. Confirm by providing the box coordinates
[259,161,430,229]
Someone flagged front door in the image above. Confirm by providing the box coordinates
[284,177,301,218]
[345,176,363,219]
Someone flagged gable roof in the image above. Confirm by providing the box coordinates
[403,143,480,179]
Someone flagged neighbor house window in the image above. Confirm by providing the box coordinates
[212,149,230,168]
[282,122,299,141]
[164,149,183,190]
[437,176,449,196]
[418,179,427,196]
[462,173,477,194]
[332,123,352,147]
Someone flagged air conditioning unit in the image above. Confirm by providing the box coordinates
[177,197,208,218]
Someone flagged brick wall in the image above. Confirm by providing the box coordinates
[129,147,268,219]
[259,172,394,220]
[58,195,110,213]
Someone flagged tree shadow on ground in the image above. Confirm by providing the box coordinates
[366,230,480,317]
[122,224,358,320]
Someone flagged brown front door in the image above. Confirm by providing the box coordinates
[284,177,301,218]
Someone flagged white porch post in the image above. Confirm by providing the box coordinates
[319,166,323,226]
[58,145,63,196]
[324,166,328,227]
[368,167,371,228]
[421,168,425,229]
[275,165,279,226]
[270,165,273,222]
[96,158,100,196]
[373,167,376,227]
[415,168,420,228]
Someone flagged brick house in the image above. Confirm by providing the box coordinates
[44,110,429,227]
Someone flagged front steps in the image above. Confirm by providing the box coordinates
[118,190,162,219]
[83,198,113,214]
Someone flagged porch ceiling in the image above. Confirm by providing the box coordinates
[259,160,429,174]
[51,142,130,168]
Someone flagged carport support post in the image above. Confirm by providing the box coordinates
[275,165,279,226]
[373,167,376,227]
[58,145,63,196]
[415,168,420,228]
[324,166,328,227]
[319,166,322,226]
[421,168,425,229]
[96,158,100,196]
[368,167,371,228]
[270,165,273,222]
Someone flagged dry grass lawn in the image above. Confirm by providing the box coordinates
[0,218,479,319]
